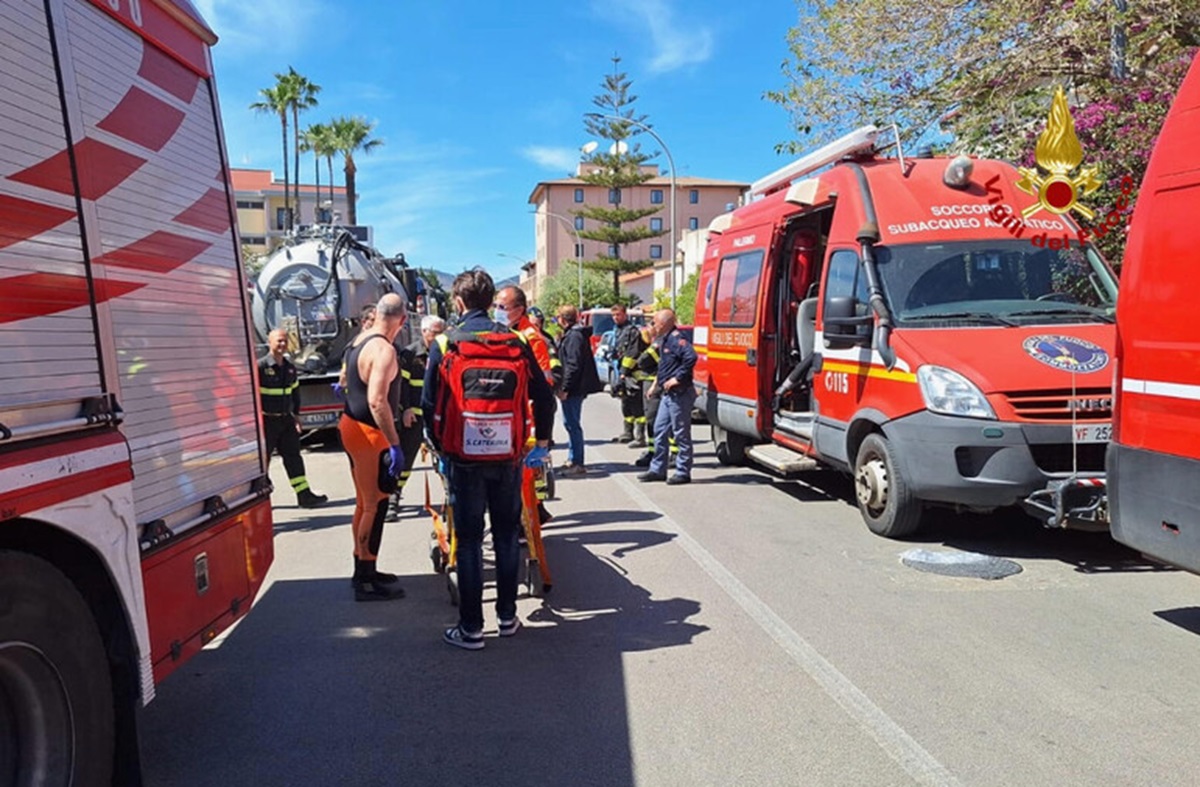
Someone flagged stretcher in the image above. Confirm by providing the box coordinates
[423,443,554,605]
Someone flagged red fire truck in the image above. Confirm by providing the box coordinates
[0,1,273,781]
[1109,53,1200,572]
[694,127,1118,537]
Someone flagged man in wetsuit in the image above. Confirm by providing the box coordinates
[339,293,409,601]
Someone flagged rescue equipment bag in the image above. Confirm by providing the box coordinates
[432,328,529,462]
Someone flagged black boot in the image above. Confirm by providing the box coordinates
[611,421,634,443]
[634,451,653,468]
[629,420,646,448]
[297,489,327,508]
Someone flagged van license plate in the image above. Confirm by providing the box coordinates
[300,411,338,427]
[1072,423,1112,443]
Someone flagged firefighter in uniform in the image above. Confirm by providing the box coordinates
[386,314,446,521]
[610,303,645,445]
[259,329,327,508]
[495,286,559,521]
[631,329,678,469]
[618,319,652,448]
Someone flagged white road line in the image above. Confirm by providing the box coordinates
[602,453,960,787]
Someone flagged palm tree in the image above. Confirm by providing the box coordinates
[330,116,383,227]
[250,80,296,232]
[281,68,320,228]
[299,124,323,223]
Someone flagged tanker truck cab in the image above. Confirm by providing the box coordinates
[696,126,1119,537]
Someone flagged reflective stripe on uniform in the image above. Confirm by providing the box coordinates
[259,383,298,396]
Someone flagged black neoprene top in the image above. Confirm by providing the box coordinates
[343,333,402,428]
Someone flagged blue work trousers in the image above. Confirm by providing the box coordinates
[560,395,585,465]
[649,386,696,478]
[449,460,522,633]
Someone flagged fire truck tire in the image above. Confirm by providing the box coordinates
[0,551,114,787]
[712,425,747,466]
[853,434,923,538]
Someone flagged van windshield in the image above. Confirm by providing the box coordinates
[875,240,1118,326]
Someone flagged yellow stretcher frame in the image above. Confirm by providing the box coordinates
[423,443,552,605]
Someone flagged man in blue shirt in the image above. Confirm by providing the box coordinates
[422,268,555,650]
[638,309,698,486]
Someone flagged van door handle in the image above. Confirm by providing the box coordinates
[746,349,757,366]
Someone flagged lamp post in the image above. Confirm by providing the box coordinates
[533,209,584,308]
[586,113,677,310]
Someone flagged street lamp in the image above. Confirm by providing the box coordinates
[496,251,530,271]
[585,113,678,310]
[532,209,584,308]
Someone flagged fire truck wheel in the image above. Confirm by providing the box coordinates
[712,425,747,466]
[853,434,923,538]
[0,551,114,787]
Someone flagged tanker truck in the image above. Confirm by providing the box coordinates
[250,225,435,435]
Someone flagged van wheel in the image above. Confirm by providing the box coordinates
[712,425,746,466]
[0,552,115,787]
[853,434,922,538]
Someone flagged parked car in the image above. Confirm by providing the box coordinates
[594,328,619,394]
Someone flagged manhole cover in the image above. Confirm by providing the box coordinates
[900,549,1023,580]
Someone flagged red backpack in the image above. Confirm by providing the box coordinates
[432,328,530,462]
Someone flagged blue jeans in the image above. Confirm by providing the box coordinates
[561,395,585,465]
[650,386,696,477]
[449,460,522,633]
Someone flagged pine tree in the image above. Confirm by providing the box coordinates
[575,57,666,301]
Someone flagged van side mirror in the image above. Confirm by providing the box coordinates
[823,296,872,349]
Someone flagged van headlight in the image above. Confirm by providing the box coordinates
[917,365,996,419]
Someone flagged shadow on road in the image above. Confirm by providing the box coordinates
[141,516,706,787]
[1154,607,1200,636]
[713,459,1166,574]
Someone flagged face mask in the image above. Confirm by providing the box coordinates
[493,307,510,326]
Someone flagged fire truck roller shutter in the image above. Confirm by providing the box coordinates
[62,1,261,528]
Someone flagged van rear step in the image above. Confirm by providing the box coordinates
[746,444,819,475]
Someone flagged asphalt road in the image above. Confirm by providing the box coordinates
[141,395,1200,786]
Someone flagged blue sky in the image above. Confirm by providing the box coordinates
[198,0,801,281]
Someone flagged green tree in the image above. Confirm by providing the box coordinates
[767,0,1199,262]
[250,79,296,230]
[674,269,700,325]
[280,68,320,226]
[330,116,383,226]
[535,267,623,314]
[576,57,665,301]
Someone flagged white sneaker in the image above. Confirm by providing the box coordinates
[443,625,484,650]
[498,617,521,638]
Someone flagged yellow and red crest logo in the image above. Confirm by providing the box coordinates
[1016,87,1103,221]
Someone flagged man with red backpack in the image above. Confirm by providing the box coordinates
[423,268,556,650]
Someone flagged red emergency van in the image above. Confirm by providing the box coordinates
[1109,53,1200,572]
[695,127,1118,537]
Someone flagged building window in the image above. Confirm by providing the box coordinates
[689,189,699,204]
[316,208,333,223]
[275,207,292,230]
[574,188,584,203]
[688,217,699,230]
[609,188,621,205]
[650,189,664,204]
[236,200,263,210]
[574,215,585,231]
[650,245,663,259]
[608,244,618,257]
[574,243,584,257]
[242,236,266,245]
[650,217,663,233]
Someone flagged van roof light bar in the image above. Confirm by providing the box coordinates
[749,125,879,199]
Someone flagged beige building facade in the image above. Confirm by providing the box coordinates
[528,164,747,302]
[230,168,351,255]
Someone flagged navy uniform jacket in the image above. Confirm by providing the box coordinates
[655,328,697,392]
[421,309,556,447]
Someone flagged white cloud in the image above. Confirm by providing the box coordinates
[519,146,580,173]
[599,0,715,74]
[195,0,324,59]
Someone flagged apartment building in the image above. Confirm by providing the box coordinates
[230,168,351,255]
[527,163,747,299]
